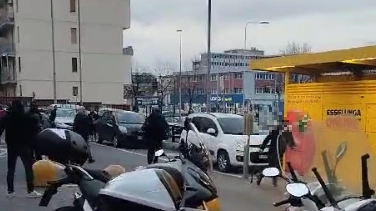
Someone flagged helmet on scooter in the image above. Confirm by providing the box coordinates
[35,128,89,166]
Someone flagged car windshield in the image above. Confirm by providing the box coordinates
[217,116,262,135]
[56,109,76,118]
[116,112,144,124]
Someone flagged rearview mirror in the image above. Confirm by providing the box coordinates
[262,167,280,177]
[286,183,309,197]
[155,149,165,157]
[206,128,216,135]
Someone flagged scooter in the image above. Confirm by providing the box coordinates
[140,121,220,211]
[265,154,376,211]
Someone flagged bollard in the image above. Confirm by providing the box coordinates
[243,112,254,179]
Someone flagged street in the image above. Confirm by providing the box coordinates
[0,143,286,211]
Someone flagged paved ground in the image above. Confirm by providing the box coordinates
[0,143,287,211]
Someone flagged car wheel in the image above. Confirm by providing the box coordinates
[217,150,231,172]
[97,136,103,144]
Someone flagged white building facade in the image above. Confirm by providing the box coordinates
[0,0,131,104]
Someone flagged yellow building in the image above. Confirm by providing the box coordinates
[250,45,376,149]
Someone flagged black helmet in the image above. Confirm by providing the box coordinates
[36,129,89,165]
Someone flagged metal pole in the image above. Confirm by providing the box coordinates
[50,0,57,103]
[206,0,212,113]
[177,30,182,122]
[78,0,83,104]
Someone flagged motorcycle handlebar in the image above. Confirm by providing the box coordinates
[273,199,290,207]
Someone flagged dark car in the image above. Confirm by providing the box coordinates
[95,110,146,148]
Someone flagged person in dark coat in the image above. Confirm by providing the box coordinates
[73,109,95,163]
[26,103,43,161]
[88,108,99,141]
[49,105,57,127]
[257,120,296,186]
[0,100,41,198]
[142,108,169,164]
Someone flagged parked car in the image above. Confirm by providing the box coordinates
[95,110,146,148]
[54,108,77,130]
[180,112,266,172]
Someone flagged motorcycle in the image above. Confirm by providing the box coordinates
[138,120,220,211]
[40,162,211,211]
[263,116,376,211]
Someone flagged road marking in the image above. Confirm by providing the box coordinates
[92,143,242,179]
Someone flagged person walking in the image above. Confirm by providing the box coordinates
[73,109,95,163]
[26,103,43,161]
[88,108,99,142]
[49,105,57,128]
[257,119,296,187]
[0,100,42,198]
[142,108,169,164]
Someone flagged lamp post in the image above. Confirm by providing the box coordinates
[206,0,212,113]
[50,0,57,103]
[243,21,270,112]
[176,29,182,122]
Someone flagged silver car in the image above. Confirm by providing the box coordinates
[55,108,77,130]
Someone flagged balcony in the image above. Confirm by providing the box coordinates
[0,4,14,32]
[0,53,16,85]
[0,37,14,56]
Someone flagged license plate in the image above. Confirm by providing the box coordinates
[259,155,268,159]
[138,136,142,140]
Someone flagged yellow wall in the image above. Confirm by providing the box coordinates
[284,80,376,151]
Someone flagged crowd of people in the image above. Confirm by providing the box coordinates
[0,101,100,198]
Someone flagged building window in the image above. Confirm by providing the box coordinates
[15,0,18,12]
[223,74,230,80]
[224,88,230,94]
[234,88,243,93]
[70,0,76,12]
[19,85,22,96]
[234,73,243,79]
[18,57,21,72]
[72,86,78,96]
[211,88,217,94]
[256,87,263,94]
[193,76,198,82]
[211,74,217,81]
[72,57,78,72]
[71,28,77,44]
[17,26,20,42]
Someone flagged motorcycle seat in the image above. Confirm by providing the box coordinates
[146,164,185,192]
[83,168,111,183]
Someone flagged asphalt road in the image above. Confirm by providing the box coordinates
[0,143,287,211]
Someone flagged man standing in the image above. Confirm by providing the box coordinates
[257,119,296,187]
[73,109,95,163]
[49,105,57,127]
[26,103,43,161]
[88,108,99,142]
[0,100,41,198]
[142,108,169,164]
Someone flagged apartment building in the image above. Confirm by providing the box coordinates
[0,0,131,104]
[169,48,283,111]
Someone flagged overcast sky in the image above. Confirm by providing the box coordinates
[123,0,376,69]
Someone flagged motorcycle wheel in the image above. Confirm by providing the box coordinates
[54,206,77,211]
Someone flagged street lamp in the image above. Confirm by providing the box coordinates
[176,29,183,121]
[244,21,269,50]
[243,21,270,112]
[206,0,212,113]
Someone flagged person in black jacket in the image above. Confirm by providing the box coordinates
[142,108,169,164]
[73,109,95,163]
[88,108,99,142]
[49,105,57,127]
[0,100,42,198]
[257,120,296,186]
[26,103,43,161]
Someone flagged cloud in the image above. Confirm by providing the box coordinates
[124,0,376,67]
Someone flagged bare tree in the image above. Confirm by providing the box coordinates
[279,41,312,55]
[180,72,199,112]
[279,41,313,84]
[153,62,178,103]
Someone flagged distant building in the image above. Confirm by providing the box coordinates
[0,0,131,104]
[169,48,283,112]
